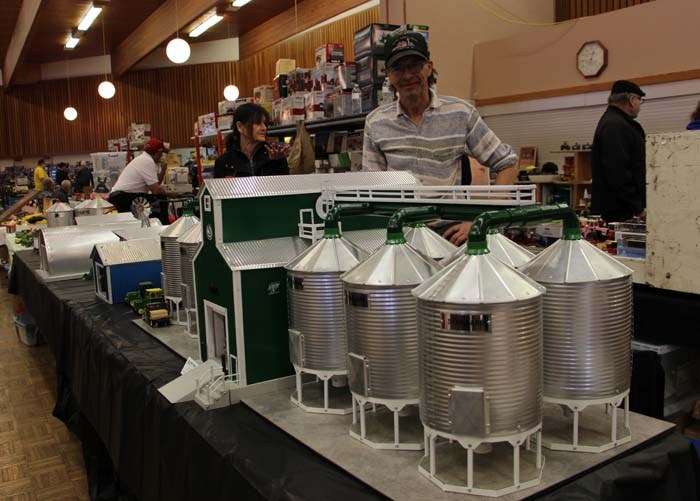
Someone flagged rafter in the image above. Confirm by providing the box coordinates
[2,0,41,89]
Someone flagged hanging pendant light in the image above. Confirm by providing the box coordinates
[64,107,78,121]
[223,84,239,101]
[98,14,116,99]
[166,0,190,64]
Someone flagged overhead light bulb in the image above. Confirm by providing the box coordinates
[232,0,251,7]
[166,38,191,64]
[65,35,80,49]
[223,84,240,101]
[98,80,116,99]
[189,14,223,38]
[78,6,103,31]
[64,107,78,121]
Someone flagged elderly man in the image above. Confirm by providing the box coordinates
[362,31,518,244]
[591,80,647,222]
[108,138,177,213]
[52,180,72,203]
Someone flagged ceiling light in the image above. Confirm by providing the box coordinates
[78,5,103,31]
[64,107,78,121]
[166,38,191,64]
[65,35,80,49]
[98,80,116,99]
[232,0,251,7]
[189,14,223,38]
[223,84,240,101]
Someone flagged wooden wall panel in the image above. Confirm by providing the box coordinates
[0,6,379,158]
[555,0,654,21]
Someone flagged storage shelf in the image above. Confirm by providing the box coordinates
[266,113,368,136]
[549,150,591,154]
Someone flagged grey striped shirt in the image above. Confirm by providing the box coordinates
[362,91,517,185]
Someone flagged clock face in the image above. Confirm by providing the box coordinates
[577,41,607,78]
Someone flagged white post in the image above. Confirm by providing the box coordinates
[536,430,542,469]
[323,378,329,411]
[513,443,520,486]
[393,410,400,446]
[424,430,429,457]
[352,395,357,424]
[573,410,579,448]
[296,371,302,403]
[359,400,367,439]
[467,447,474,489]
[611,404,618,443]
[624,395,630,429]
[430,435,436,476]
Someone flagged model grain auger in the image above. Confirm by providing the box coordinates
[519,211,634,453]
[413,204,579,497]
[285,203,373,414]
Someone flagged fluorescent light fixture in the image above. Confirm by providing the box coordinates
[77,6,103,31]
[232,0,251,8]
[65,35,80,49]
[189,14,223,38]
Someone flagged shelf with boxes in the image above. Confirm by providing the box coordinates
[522,150,592,207]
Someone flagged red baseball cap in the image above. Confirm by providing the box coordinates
[144,138,169,153]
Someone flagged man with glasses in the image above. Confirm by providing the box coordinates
[362,31,518,245]
[591,80,647,222]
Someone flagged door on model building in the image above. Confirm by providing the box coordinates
[203,300,229,364]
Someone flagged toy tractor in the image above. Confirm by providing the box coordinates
[124,282,164,316]
[143,299,170,328]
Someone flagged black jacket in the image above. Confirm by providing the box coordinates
[214,141,289,178]
[591,105,646,221]
[74,168,94,192]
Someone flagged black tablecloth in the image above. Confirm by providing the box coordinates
[9,250,700,501]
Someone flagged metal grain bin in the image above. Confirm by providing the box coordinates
[404,223,457,261]
[519,239,633,401]
[341,240,442,401]
[160,215,199,299]
[285,233,368,372]
[413,252,545,438]
[74,197,114,217]
[45,202,75,228]
[178,222,202,310]
[443,230,534,269]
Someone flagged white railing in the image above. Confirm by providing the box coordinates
[202,354,240,404]
[298,208,324,242]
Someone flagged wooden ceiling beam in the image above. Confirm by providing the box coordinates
[2,0,41,89]
[239,0,369,60]
[111,0,219,78]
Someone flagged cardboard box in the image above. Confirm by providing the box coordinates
[254,85,275,104]
[335,63,356,90]
[198,113,217,135]
[305,91,326,121]
[311,63,337,91]
[330,91,353,117]
[356,55,386,85]
[272,98,284,125]
[107,139,119,152]
[275,58,296,76]
[218,100,236,115]
[398,24,430,41]
[353,23,400,58]
[234,97,255,109]
[315,43,344,67]
[217,115,234,131]
[359,82,381,113]
[128,123,152,144]
[273,74,288,100]
[280,93,306,125]
[287,69,312,94]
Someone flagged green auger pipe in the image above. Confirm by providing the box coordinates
[385,206,441,244]
[322,203,374,238]
[467,203,581,255]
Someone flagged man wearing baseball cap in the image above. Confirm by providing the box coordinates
[362,30,518,245]
[591,80,647,222]
[109,138,177,213]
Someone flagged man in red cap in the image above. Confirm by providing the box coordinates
[109,138,177,213]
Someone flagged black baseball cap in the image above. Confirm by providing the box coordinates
[611,80,645,97]
[384,31,430,69]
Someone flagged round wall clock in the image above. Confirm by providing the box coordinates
[577,41,607,78]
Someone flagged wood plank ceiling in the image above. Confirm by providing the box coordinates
[0,0,23,70]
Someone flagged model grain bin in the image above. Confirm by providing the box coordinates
[404,222,457,261]
[45,202,75,228]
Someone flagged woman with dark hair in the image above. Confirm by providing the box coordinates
[214,103,289,178]
[687,101,700,130]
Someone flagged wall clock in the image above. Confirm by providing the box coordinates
[577,41,607,78]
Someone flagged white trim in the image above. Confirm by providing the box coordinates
[232,271,247,386]
[203,299,229,362]
[214,199,223,245]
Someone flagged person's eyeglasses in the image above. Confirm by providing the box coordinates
[631,94,645,104]
[387,60,426,76]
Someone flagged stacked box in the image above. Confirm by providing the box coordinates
[254,85,275,104]
[287,69,312,93]
[335,63,356,90]
[119,138,128,151]
[273,74,288,100]
[356,55,386,85]
[234,97,255,109]
[218,100,236,115]
[359,83,381,113]
[275,58,296,75]
[315,44,344,67]
[329,91,353,117]
[217,115,234,131]
[311,63,337,91]
[198,113,217,135]
[399,23,430,41]
[353,23,400,58]
[272,98,284,125]
[280,93,306,125]
[128,123,152,144]
[305,91,326,121]
[107,139,119,152]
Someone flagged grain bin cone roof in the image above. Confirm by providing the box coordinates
[176,221,202,244]
[519,238,632,284]
[45,202,73,214]
[412,252,545,304]
[404,224,457,261]
[77,198,114,210]
[341,241,442,287]
[160,215,199,238]
[487,231,535,268]
[285,235,368,273]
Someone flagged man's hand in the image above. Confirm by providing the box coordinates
[442,221,473,246]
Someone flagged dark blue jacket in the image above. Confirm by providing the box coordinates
[687,119,700,131]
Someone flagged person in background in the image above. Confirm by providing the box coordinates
[362,31,518,245]
[687,101,700,130]
[33,158,49,190]
[73,162,94,194]
[214,103,289,178]
[52,180,72,203]
[55,163,70,184]
[108,138,177,213]
[591,80,646,222]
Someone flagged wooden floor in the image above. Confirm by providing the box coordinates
[0,283,89,500]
